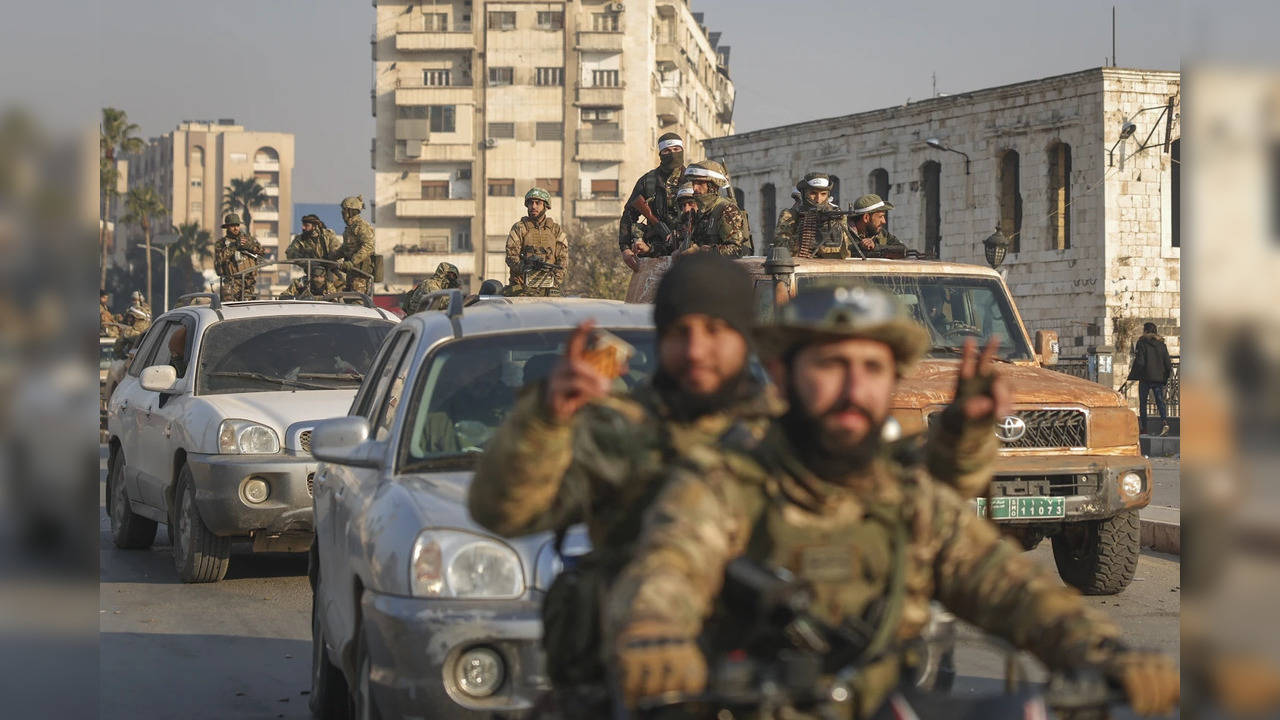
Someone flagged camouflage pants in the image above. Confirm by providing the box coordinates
[219,276,258,301]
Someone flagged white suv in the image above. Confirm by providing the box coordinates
[105,294,397,582]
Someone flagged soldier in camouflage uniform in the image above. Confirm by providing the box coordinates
[400,262,460,314]
[214,213,265,301]
[100,291,119,338]
[619,132,687,269]
[286,214,342,263]
[775,172,857,259]
[849,193,906,256]
[505,187,568,296]
[678,161,750,257]
[607,285,1180,718]
[278,264,343,300]
[335,196,376,295]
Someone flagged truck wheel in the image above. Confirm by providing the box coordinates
[310,564,352,720]
[172,465,231,583]
[108,453,157,549]
[1052,511,1140,595]
[350,630,382,720]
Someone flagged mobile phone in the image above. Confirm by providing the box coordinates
[581,328,635,379]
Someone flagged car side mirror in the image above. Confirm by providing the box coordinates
[1035,330,1060,366]
[140,365,178,392]
[311,416,383,469]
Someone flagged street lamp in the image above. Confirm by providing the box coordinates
[1108,98,1177,167]
[142,232,179,312]
[983,227,1011,269]
[925,137,970,174]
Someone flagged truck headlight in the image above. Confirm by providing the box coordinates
[411,530,524,599]
[218,419,281,454]
[1120,471,1145,500]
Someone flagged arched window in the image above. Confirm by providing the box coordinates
[760,183,777,246]
[829,175,841,205]
[254,147,279,164]
[921,161,941,258]
[1171,139,1180,248]
[869,168,889,200]
[998,149,1023,253]
[1048,142,1071,250]
[733,187,745,209]
[189,146,204,168]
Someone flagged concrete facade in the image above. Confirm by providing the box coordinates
[705,67,1181,376]
[373,0,735,290]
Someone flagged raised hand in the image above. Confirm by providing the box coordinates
[544,321,613,423]
[954,336,1012,422]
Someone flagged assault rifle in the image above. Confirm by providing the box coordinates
[627,195,674,253]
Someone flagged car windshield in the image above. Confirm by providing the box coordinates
[197,316,394,395]
[401,329,656,471]
[100,341,115,370]
[791,273,1033,360]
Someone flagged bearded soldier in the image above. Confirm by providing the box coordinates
[278,264,343,300]
[335,196,376,295]
[505,187,568,296]
[619,132,686,269]
[849,193,906,256]
[678,161,749,257]
[607,285,1180,718]
[286,214,342,262]
[775,172,856,258]
[400,262,460,314]
[214,214,264,301]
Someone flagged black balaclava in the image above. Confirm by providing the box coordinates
[658,132,684,173]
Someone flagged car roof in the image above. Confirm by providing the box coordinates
[164,299,399,324]
[736,255,1006,279]
[403,297,653,339]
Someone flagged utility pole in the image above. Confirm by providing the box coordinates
[1112,6,1117,67]
[932,71,937,97]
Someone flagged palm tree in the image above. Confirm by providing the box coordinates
[222,177,268,231]
[171,221,213,270]
[100,108,145,289]
[121,186,166,309]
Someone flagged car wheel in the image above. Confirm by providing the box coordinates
[310,548,352,720]
[350,629,382,720]
[1051,511,1140,595]
[172,465,231,583]
[108,452,157,549]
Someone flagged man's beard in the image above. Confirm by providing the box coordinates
[652,366,747,422]
[660,150,684,173]
[780,384,883,482]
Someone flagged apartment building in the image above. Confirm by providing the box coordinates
[123,120,295,266]
[373,0,735,290]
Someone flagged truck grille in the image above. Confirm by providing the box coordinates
[299,430,313,454]
[306,472,315,498]
[929,409,1087,449]
[991,474,1100,497]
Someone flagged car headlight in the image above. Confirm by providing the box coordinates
[217,419,281,454]
[410,530,524,599]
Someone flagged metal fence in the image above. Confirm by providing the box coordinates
[1052,355,1180,419]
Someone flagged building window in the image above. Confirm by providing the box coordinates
[1047,142,1071,250]
[733,188,745,208]
[421,180,450,199]
[190,179,202,188]
[488,178,515,196]
[398,105,428,119]
[229,152,248,162]
[536,11,564,30]
[423,69,452,86]
[535,67,564,87]
[921,161,941,258]
[592,13,620,32]
[487,122,515,139]
[535,122,564,141]
[1171,139,1181,248]
[582,122,622,142]
[429,105,456,132]
[590,69,620,88]
[582,108,615,122]
[869,168,889,200]
[761,183,777,246]
[590,179,619,197]
[424,13,448,32]
[190,147,204,167]
[536,178,563,196]
[254,147,279,164]
[420,231,450,253]
[488,67,514,86]
[828,175,841,205]
[487,11,516,30]
[998,149,1023,253]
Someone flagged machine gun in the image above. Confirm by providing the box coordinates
[518,256,565,295]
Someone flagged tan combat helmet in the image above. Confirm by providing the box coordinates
[682,160,729,189]
[340,195,365,213]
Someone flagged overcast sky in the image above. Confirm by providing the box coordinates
[3,0,1276,205]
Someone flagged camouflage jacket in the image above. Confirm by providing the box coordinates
[214,233,264,279]
[850,224,905,253]
[400,275,457,314]
[505,215,568,289]
[607,422,1122,717]
[285,228,342,261]
[775,201,856,259]
[278,276,342,300]
[618,165,684,253]
[100,302,118,337]
[682,194,749,258]
[337,217,376,274]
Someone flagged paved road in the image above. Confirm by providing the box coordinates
[1149,456,1179,509]
[99,447,1180,718]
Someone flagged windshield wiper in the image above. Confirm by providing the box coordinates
[928,345,1013,363]
[207,370,330,390]
[296,371,364,382]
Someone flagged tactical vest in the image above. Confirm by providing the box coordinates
[795,207,850,259]
[689,198,734,250]
[517,216,561,260]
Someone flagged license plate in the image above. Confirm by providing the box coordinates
[973,496,1066,520]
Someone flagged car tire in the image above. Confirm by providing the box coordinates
[1051,511,1140,595]
[172,465,231,583]
[108,452,157,549]
[350,629,382,720]
[310,554,352,720]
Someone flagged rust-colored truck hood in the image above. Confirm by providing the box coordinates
[896,359,1124,409]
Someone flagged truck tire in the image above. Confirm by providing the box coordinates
[1052,510,1140,595]
[172,465,231,583]
[108,452,157,549]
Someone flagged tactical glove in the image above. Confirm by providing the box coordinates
[615,621,707,708]
[1105,649,1180,716]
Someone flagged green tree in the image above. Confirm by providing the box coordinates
[221,177,268,231]
[563,222,630,300]
[121,186,166,309]
[171,221,213,270]
[100,108,145,290]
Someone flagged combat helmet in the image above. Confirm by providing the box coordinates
[340,195,365,212]
[682,160,729,189]
[435,262,460,280]
[524,187,552,209]
[754,285,928,377]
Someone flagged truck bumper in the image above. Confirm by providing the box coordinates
[185,452,316,538]
[988,453,1152,523]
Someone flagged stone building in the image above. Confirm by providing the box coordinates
[705,67,1180,370]
[373,0,735,290]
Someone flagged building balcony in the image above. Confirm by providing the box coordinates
[656,43,678,69]
[575,197,622,218]
[394,252,473,276]
[254,210,280,221]
[395,142,475,163]
[395,119,429,141]
[574,84,625,108]
[263,186,280,197]
[396,32,475,52]
[575,141,626,162]
[253,161,281,172]
[655,0,678,17]
[575,31,624,52]
[657,94,681,124]
[395,86,475,106]
[395,198,476,218]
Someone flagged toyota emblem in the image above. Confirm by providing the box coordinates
[995,415,1027,443]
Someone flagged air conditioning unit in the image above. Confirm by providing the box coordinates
[607,2,625,11]
[483,138,497,148]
